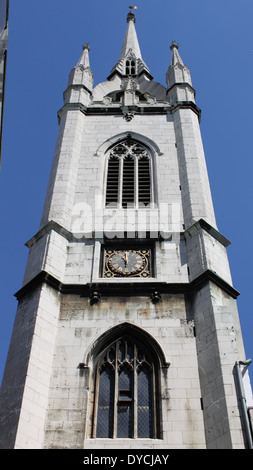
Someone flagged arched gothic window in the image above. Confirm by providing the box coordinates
[105,138,154,208]
[91,336,161,439]
[125,59,136,75]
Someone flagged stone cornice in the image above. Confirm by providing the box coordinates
[170,100,201,120]
[57,100,203,122]
[26,220,163,248]
[184,218,231,248]
[26,218,231,249]
[166,82,196,97]
[63,83,93,97]
[15,268,240,302]
[25,220,73,248]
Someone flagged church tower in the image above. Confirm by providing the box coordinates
[0,9,252,450]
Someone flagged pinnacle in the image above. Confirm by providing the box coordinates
[76,42,91,68]
[170,41,185,67]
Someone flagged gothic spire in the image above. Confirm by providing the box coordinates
[120,9,142,60]
[108,9,152,80]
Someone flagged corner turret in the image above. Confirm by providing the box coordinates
[166,41,195,105]
[64,42,94,106]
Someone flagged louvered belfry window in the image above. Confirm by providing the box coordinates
[105,139,152,208]
[93,337,157,439]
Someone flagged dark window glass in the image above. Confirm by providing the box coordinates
[96,364,114,438]
[94,338,158,439]
[131,60,136,75]
[137,365,153,438]
[118,364,133,437]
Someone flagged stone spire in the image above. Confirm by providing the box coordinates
[108,9,152,80]
[120,10,142,60]
[166,41,195,104]
[76,42,91,68]
[170,40,185,67]
[64,42,94,106]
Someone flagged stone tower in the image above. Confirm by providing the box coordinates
[0,10,252,450]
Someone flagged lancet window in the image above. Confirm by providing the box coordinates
[105,138,153,208]
[92,337,159,439]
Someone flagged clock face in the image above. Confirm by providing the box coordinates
[103,249,151,278]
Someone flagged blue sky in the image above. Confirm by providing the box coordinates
[0,0,253,386]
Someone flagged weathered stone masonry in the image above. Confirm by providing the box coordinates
[0,10,252,449]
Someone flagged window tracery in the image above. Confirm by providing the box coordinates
[105,138,153,208]
[92,337,158,439]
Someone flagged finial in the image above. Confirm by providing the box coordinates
[170,40,179,50]
[127,5,137,23]
[83,42,90,52]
